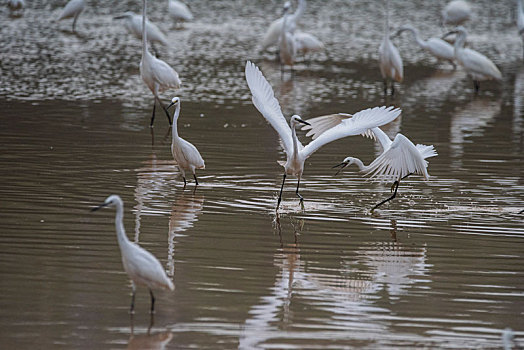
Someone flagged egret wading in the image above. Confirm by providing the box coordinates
[443,26,502,93]
[261,0,305,52]
[279,4,297,75]
[91,195,174,314]
[140,0,181,127]
[167,97,205,187]
[245,61,401,211]
[379,0,403,96]
[58,0,85,33]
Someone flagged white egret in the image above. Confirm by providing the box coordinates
[279,5,297,74]
[91,195,174,313]
[393,24,455,68]
[379,0,403,96]
[327,126,438,211]
[140,0,181,127]
[518,0,524,58]
[168,0,193,27]
[113,12,169,48]
[443,26,502,93]
[294,31,324,55]
[167,97,205,187]
[261,0,305,51]
[245,61,401,210]
[442,0,471,26]
[58,0,86,33]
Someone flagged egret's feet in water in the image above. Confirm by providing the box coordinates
[299,198,305,211]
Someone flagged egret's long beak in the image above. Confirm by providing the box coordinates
[442,30,458,40]
[332,162,349,176]
[167,101,178,110]
[113,15,127,20]
[390,29,403,39]
[91,202,109,212]
[297,119,311,126]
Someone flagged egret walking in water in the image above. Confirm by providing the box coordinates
[392,24,455,68]
[113,12,169,50]
[379,0,403,96]
[140,0,181,127]
[91,195,174,313]
[168,0,193,28]
[245,61,401,210]
[328,126,437,212]
[58,0,85,33]
[443,26,502,93]
[167,97,205,187]
[441,0,472,27]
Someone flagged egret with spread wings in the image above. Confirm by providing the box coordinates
[245,61,401,210]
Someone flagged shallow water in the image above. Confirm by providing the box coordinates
[0,0,523,349]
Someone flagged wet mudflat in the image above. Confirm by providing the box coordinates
[0,0,523,349]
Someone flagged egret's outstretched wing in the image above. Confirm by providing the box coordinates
[363,127,393,151]
[365,134,434,182]
[302,113,351,139]
[416,144,438,160]
[245,61,293,154]
[301,106,401,159]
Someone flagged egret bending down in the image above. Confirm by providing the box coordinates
[328,126,437,211]
[58,0,85,33]
[140,0,181,127]
[245,61,401,210]
[443,26,502,93]
[168,97,205,187]
[91,195,174,313]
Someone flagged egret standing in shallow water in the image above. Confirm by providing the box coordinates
[327,126,437,212]
[58,0,85,33]
[167,97,205,187]
[245,61,401,210]
[91,195,174,313]
[443,26,502,93]
[279,4,297,75]
[140,0,181,127]
[379,0,403,96]
[261,0,305,52]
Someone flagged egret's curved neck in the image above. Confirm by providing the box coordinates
[405,27,427,48]
[171,103,181,140]
[384,0,390,37]
[142,0,148,58]
[114,202,130,249]
[351,158,368,172]
[281,12,289,43]
[454,31,466,53]
[291,123,299,158]
[291,0,306,24]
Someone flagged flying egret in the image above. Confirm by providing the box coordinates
[326,126,438,212]
[261,0,305,52]
[168,0,193,27]
[113,12,169,48]
[279,5,297,74]
[167,97,205,187]
[442,0,472,26]
[393,24,455,68]
[245,61,401,210]
[517,0,524,58]
[443,26,502,93]
[379,0,403,96]
[140,0,181,127]
[58,0,85,33]
[91,195,174,313]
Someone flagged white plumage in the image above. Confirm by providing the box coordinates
[379,0,403,95]
[91,195,174,313]
[294,31,324,54]
[245,60,401,210]
[517,0,524,58]
[168,97,205,186]
[168,0,193,23]
[261,0,305,51]
[114,12,168,47]
[58,0,85,32]
[442,0,472,26]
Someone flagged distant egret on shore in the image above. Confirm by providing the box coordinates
[245,61,401,210]
[91,195,174,313]
[58,0,85,33]
[167,97,205,187]
[140,0,181,126]
[168,0,193,27]
[379,0,403,96]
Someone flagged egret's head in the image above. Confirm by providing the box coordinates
[332,157,355,175]
[167,97,180,110]
[290,115,311,128]
[283,1,292,13]
[91,195,122,212]
[442,25,466,40]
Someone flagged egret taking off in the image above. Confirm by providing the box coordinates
[167,97,205,187]
[113,12,169,48]
[140,0,181,127]
[443,26,502,93]
[245,61,401,210]
[328,126,438,212]
[379,0,403,96]
[58,0,85,33]
[168,0,193,27]
[91,195,174,313]
[393,24,455,68]
[441,0,472,27]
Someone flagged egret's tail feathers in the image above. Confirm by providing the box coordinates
[416,144,438,159]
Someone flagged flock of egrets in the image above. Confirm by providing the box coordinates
[8,0,519,313]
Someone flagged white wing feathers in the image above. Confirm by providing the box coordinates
[301,106,401,159]
[365,134,432,182]
[245,61,295,154]
[302,113,352,139]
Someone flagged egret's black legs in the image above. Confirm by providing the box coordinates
[182,177,187,188]
[193,174,199,186]
[150,100,157,127]
[130,286,136,314]
[391,82,395,96]
[277,173,287,210]
[372,180,400,212]
[154,97,172,125]
[383,79,388,96]
[72,15,79,33]
[149,289,156,314]
[474,80,480,93]
[296,177,304,210]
